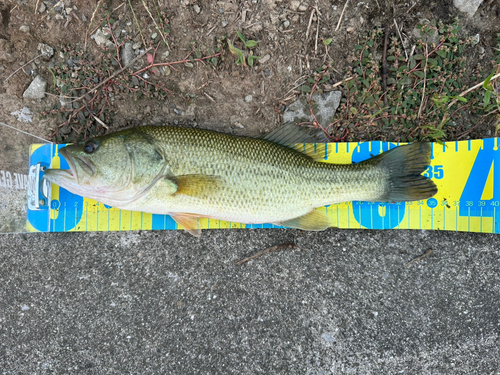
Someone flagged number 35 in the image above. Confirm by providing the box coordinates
[423,165,444,179]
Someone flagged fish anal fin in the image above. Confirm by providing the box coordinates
[170,213,203,237]
[174,175,222,197]
[277,209,331,231]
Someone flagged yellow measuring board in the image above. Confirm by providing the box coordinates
[27,138,500,233]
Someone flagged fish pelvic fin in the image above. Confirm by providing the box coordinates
[364,143,438,202]
[276,209,332,231]
[171,213,202,237]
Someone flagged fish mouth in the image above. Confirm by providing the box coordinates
[59,147,95,182]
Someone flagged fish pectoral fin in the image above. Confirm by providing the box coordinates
[172,174,222,197]
[276,210,331,231]
[170,213,203,237]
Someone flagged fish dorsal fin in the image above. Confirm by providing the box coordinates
[170,213,202,237]
[276,209,332,231]
[262,123,329,161]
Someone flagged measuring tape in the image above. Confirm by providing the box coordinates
[26,138,500,234]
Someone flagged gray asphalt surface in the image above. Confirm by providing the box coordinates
[1,228,499,374]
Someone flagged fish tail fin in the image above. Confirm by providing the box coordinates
[364,143,437,202]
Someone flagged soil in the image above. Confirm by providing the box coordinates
[0,0,499,144]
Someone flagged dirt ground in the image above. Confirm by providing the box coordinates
[0,0,499,143]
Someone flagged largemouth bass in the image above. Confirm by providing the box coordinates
[44,125,437,235]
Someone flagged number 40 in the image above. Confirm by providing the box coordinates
[423,165,444,179]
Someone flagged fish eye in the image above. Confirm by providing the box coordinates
[83,139,98,154]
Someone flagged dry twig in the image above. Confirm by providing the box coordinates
[393,19,408,61]
[335,0,350,32]
[404,249,433,267]
[4,53,44,82]
[447,72,500,109]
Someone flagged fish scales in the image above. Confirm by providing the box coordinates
[136,127,385,223]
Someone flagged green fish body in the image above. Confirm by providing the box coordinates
[44,125,437,235]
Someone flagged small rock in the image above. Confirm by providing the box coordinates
[453,0,484,16]
[298,2,309,11]
[37,43,54,58]
[38,2,46,13]
[10,107,33,123]
[245,94,253,102]
[161,50,170,60]
[121,42,134,66]
[92,28,111,46]
[283,20,290,28]
[193,4,201,13]
[290,0,300,11]
[0,51,14,63]
[283,91,342,128]
[23,75,47,99]
[221,20,229,27]
[346,27,355,33]
[131,76,139,86]
[60,124,72,135]
[81,14,87,22]
[132,42,142,50]
[471,33,480,45]
[19,25,30,33]
[67,59,74,68]
[55,14,65,20]
[151,32,158,39]
[258,54,271,64]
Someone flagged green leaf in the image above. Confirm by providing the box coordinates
[484,90,492,108]
[323,38,333,46]
[211,57,218,66]
[195,49,202,58]
[247,55,260,67]
[245,40,259,48]
[483,72,495,89]
[301,85,312,93]
[427,58,438,66]
[386,77,396,85]
[354,44,363,50]
[237,31,246,43]
[413,54,425,60]
[413,71,425,78]
[307,77,316,84]
[454,96,467,103]
[387,56,396,61]
[436,49,446,58]
[227,40,245,65]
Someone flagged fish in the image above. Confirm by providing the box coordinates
[44,124,438,236]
